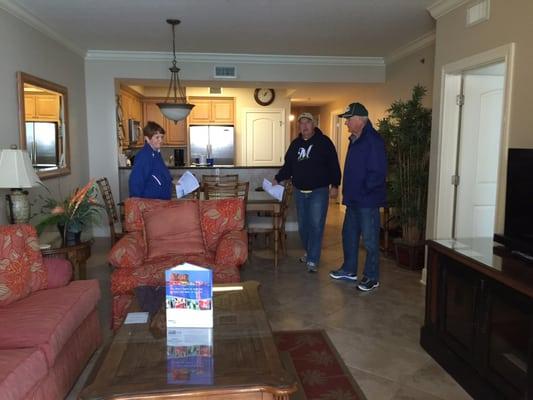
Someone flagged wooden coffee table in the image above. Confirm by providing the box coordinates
[80,281,297,400]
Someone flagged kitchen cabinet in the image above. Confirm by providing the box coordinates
[24,94,60,121]
[143,99,187,147]
[188,97,234,125]
[421,239,533,400]
[120,88,143,147]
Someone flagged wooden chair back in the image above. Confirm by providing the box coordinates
[203,181,249,202]
[96,177,123,244]
[202,174,239,186]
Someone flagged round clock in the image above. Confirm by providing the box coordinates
[254,88,275,106]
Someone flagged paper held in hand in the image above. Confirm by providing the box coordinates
[262,178,284,201]
[175,171,200,198]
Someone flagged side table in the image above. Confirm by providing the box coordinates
[41,240,93,280]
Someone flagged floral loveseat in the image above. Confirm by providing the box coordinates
[0,224,101,400]
[108,197,247,329]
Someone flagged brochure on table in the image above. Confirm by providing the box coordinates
[262,178,284,201]
[166,327,214,385]
[165,263,213,328]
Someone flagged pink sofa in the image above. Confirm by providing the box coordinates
[108,198,248,329]
[0,225,101,400]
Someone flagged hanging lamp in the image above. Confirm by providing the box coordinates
[157,19,194,122]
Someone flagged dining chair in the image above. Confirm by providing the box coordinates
[96,177,124,245]
[247,182,293,269]
[201,174,239,185]
[203,181,249,202]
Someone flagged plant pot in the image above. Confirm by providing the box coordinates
[57,223,82,246]
[393,239,425,270]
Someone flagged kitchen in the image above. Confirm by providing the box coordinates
[116,84,295,203]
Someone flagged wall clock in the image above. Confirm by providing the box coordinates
[254,88,275,106]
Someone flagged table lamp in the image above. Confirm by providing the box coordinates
[0,148,42,224]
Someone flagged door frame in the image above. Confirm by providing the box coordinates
[432,43,515,239]
[243,108,286,166]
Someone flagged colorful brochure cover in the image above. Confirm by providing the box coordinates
[165,263,213,328]
[166,327,214,385]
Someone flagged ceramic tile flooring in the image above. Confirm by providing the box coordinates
[74,204,472,400]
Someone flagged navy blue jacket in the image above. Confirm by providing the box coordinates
[275,128,341,191]
[129,143,172,200]
[342,121,387,208]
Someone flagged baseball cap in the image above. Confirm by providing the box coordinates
[338,102,368,118]
[297,112,315,122]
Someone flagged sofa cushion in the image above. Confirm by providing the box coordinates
[108,231,145,269]
[124,197,171,233]
[43,258,72,288]
[143,200,205,260]
[0,224,46,306]
[199,199,245,252]
[0,280,100,367]
[0,348,48,400]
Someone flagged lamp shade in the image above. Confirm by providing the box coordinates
[157,103,194,122]
[0,149,41,188]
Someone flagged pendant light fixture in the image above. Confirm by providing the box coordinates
[157,19,194,122]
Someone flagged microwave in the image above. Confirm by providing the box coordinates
[128,119,142,143]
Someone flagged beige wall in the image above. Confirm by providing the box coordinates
[0,9,89,226]
[426,0,533,238]
[318,45,435,188]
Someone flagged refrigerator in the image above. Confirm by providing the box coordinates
[25,121,58,168]
[189,125,235,165]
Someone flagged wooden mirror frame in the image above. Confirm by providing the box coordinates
[17,71,71,179]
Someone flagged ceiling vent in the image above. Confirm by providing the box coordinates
[466,0,490,27]
[209,87,222,95]
[214,66,237,79]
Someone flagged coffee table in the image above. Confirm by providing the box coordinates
[80,281,297,399]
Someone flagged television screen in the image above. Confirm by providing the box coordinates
[503,149,533,252]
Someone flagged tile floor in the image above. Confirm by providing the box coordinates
[74,204,472,400]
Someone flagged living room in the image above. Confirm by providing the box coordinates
[1,1,532,399]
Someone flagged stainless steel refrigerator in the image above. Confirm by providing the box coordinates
[25,121,58,168]
[189,125,235,165]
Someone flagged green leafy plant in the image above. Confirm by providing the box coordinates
[378,85,432,244]
[36,179,103,236]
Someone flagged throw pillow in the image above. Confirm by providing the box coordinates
[143,200,205,260]
[0,225,46,306]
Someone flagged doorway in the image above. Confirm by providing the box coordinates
[244,109,285,166]
[433,44,515,240]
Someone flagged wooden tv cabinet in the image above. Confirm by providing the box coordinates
[421,239,533,400]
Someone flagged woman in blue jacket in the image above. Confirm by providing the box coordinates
[128,121,172,200]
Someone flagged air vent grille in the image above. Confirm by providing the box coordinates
[466,0,490,26]
[214,66,237,79]
[209,87,222,95]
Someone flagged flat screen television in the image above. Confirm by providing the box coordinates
[494,148,533,257]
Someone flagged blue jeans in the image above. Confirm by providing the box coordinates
[341,206,380,281]
[294,187,330,265]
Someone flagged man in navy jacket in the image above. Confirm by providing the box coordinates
[329,103,387,292]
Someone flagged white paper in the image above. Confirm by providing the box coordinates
[262,178,284,202]
[175,171,200,198]
[124,312,149,324]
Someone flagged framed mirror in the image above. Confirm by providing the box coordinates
[17,72,70,179]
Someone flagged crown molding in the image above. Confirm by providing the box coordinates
[0,0,85,56]
[428,0,469,19]
[85,50,385,67]
[386,30,435,64]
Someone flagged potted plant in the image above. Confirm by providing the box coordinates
[378,85,432,269]
[36,179,103,245]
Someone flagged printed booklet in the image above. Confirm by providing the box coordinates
[165,263,213,328]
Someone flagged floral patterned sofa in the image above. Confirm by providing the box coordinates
[108,197,247,329]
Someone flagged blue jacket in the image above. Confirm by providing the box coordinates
[342,121,387,208]
[129,143,172,200]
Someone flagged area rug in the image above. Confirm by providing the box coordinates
[273,329,367,400]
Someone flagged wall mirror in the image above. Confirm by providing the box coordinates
[17,72,70,179]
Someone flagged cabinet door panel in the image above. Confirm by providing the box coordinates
[189,100,211,124]
[24,95,36,119]
[483,282,531,398]
[211,99,234,124]
[166,119,187,145]
[35,95,60,120]
[143,102,166,145]
[439,257,480,363]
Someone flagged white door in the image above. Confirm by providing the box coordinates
[245,110,284,166]
[454,67,504,238]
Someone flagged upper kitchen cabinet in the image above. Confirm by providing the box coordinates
[24,94,60,121]
[119,88,143,147]
[143,98,186,146]
[188,97,235,125]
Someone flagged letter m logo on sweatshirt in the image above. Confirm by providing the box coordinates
[297,145,313,161]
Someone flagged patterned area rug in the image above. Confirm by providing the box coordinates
[273,330,367,400]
